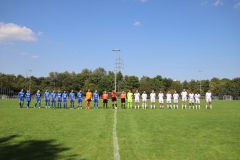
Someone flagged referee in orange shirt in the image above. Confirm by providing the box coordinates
[111,90,117,109]
[120,91,126,109]
[102,91,108,109]
[85,89,92,109]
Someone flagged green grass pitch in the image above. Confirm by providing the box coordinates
[0,99,239,160]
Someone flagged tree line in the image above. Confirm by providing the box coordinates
[0,67,240,99]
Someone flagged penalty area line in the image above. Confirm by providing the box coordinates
[113,109,120,160]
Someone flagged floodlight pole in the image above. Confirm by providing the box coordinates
[29,70,32,92]
[199,70,202,95]
[112,49,120,91]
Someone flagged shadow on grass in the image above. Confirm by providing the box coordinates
[0,135,82,160]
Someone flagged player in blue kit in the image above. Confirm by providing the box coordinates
[93,90,99,109]
[77,90,83,109]
[18,89,25,108]
[57,90,62,108]
[35,90,41,108]
[25,90,31,108]
[62,90,68,109]
[51,90,56,108]
[44,89,50,108]
[69,90,75,109]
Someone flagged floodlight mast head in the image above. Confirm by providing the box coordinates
[112,49,121,91]
[112,49,121,52]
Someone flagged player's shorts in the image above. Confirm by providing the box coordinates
[112,97,117,102]
[135,98,140,103]
[166,99,171,103]
[58,98,62,102]
[87,99,91,102]
[70,99,74,103]
[52,99,56,103]
[159,98,164,103]
[103,99,108,103]
[142,98,147,102]
[127,99,132,103]
[189,99,194,103]
[94,99,98,103]
[206,98,212,103]
[121,98,125,103]
[182,97,187,101]
[45,99,49,102]
[19,97,24,101]
[195,99,200,103]
[36,98,41,102]
[78,99,82,103]
[63,99,67,103]
[174,99,178,103]
[150,98,155,103]
[26,98,31,102]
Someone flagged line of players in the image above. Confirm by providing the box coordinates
[18,88,213,109]
[129,89,212,109]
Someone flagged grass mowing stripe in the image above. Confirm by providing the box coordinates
[1,99,240,159]
[0,99,115,160]
[117,100,240,160]
[113,109,120,160]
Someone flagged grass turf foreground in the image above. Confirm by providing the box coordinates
[0,99,239,160]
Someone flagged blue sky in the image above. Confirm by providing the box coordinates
[0,0,239,82]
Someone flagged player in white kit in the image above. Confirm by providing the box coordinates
[205,90,212,109]
[166,90,172,109]
[173,90,179,109]
[150,90,156,109]
[181,89,188,109]
[188,91,195,109]
[141,91,148,109]
[158,90,164,109]
[134,90,140,109]
[194,91,201,109]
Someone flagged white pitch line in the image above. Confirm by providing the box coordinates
[113,109,120,160]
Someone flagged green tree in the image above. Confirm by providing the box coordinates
[125,76,140,91]
[210,77,222,96]
[75,73,86,90]
[163,78,173,91]
[182,80,188,90]
[202,80,210,94]
[170,81,182,93]
[49,72,59,90]
[12,74,26,92]
[187,80,198,92]
[116,71,123,83]
[81,68,92,77]
[232,78,240,98]
[139,76,154,95]
[98,75,114,95]
[93,67,107,83]
[151,75,165,91]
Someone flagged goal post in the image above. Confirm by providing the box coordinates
[223,95,233,100]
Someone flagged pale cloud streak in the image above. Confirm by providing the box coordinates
[201,1,208,5]
[122,0,148,2]
[0,22,40,42]
[234,2,240,9]
[133,20,140,26]
[20,52,28,56]
[131,0,148,3]
[201,0,223,6]
[0,55,10,59]
[31,55,39,59]
[139,0,148,2]
[213,0,223,6]
[37,32,43,36]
